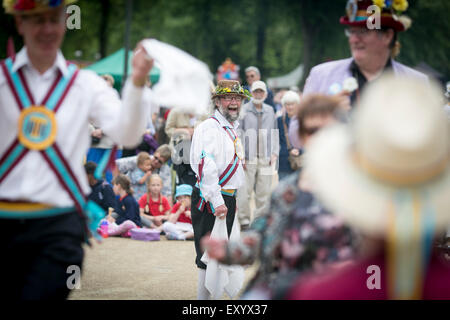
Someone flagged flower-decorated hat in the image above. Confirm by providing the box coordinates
[3,0,77,15]
[340,0,411,32]
[212,80,251,100]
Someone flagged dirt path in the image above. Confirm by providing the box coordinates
[68,236,257,300]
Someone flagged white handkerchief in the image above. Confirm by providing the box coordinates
[141,39,213,115]
[201,214,245,299]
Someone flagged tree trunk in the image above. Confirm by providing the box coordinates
[99,0,110,58]
[256,0,269,75]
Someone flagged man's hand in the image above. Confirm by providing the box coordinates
[270,154,278,166]
[132,42,154,87]
[334,90,351,112]
[214,204,227,220]
[91,128,103,139]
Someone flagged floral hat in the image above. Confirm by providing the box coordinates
[3,0,77,15]
[212,80,252,100]
[340,0,411,32]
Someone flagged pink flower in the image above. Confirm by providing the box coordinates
[14,0,36,11]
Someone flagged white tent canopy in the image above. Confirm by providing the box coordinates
[266,63,303,89]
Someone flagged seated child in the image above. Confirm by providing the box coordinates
[128,151,152,201]
[99,174,142,237]
[84,161,117,214]
[163,184,194,240]
[138,174,171,231]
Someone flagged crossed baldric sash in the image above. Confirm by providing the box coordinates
[196,116,244,213]
[0,57,113,239]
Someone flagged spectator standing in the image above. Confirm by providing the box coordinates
[244,66,275,110]
[237,80,279,229]
[165,108,208,187]
[277,90,301,181]
[87,74,123,184]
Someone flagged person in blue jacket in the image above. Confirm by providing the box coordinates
[111,174,142,227]
[84,161,118,214]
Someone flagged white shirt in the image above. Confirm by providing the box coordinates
[190,110,245,209]
[0,47,154,207]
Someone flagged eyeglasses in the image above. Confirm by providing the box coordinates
[154,155,164,165]
[222,96,243,102]
[344,28,373,37]
[246,74,256,79]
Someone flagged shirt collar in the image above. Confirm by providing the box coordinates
[12,46,69,77]
[214,109,240,129]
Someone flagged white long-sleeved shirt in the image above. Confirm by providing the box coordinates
[0,47,154,207]
[190,110,245,209]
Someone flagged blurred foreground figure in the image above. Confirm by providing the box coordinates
[288,74,450,300]
[0,0,153,300]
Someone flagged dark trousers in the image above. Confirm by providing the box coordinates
[191,187,236,269]
[0,211,86,300]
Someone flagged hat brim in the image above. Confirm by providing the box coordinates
[340,16,406,32]
[211,93,249,100]
[304,124,450,237]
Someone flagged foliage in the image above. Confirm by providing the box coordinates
[0,0,448,89]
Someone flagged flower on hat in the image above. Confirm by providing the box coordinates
[4,0,69,13]
[392,0,408,12]
[3,0,16,10]
[13,0,36,10]
[373,0,385,9]
[49,0,63,7]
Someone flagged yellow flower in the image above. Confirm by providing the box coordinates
[226,88,231,92]
[392,0,408,12]
[3,0,16,11]
[373,0,385,9]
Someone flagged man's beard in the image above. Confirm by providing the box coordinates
[218,105,240,123]
[252,97,265,105]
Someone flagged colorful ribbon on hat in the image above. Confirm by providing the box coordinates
[386,190,435,299]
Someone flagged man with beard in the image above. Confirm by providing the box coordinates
[190,80,249,299]
[237,80,279,229]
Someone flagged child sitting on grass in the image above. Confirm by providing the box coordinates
[138,174,171,231]
[163,184,194,240]
[99,174,142,237]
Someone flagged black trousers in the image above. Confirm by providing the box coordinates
[191,187,236,269]
[0,211,86,300]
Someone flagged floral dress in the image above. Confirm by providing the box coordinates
[227,172,358,299]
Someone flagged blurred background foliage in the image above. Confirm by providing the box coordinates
[1,0,448,88]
